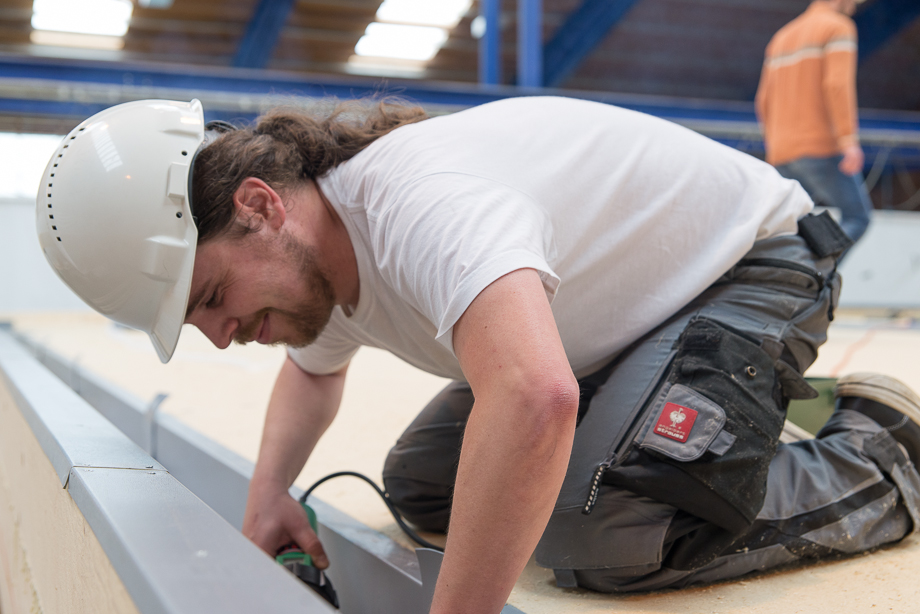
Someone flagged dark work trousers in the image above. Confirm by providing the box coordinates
[382,223,920,592]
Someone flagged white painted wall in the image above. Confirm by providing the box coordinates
[2,195,918,313]
[1,197,90,312]
[838,210,920,309]
[0,132,88,312]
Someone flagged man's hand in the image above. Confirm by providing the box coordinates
[839,143,864,176]
[242,357,346,567]
[243,479,329,568]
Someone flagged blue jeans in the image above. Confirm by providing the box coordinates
[776,155,873,243]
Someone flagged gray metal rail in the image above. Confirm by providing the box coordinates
[0,326,336,614]
[3,326,525,614]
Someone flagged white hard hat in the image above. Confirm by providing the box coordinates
[36,99,205,363]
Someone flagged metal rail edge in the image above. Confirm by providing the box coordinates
[0,326,337,613]
[1,325,525,614]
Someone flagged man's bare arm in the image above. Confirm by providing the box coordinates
[431,268,580,613]
[242,355,347,567]
[823,28,861,174]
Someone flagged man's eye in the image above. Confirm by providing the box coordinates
[206,292,220,309]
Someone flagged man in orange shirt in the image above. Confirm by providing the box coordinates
[757,0,873,245]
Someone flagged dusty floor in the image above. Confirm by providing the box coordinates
[3,310,920,613]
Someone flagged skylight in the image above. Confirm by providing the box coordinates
[376,0,472,28]
[31,0,133,49]
[351,0,472,68]
[355,23,448,62]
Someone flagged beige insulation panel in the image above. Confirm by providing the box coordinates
[0,377,141,614]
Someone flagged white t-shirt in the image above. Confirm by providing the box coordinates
[288,96,813,380]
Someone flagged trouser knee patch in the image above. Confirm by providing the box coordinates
[604,317,786,536]
[382,476,452,533]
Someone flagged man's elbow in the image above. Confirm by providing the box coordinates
[518,375,580,437]
[548,377,581,421]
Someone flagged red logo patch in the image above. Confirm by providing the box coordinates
[653,402,698,442]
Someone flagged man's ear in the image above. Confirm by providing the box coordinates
[232,177,287,233]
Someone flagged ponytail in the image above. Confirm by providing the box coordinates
[191,98,427,243]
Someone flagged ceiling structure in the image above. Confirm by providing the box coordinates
[0,0,918,105]
[0,0,918,205]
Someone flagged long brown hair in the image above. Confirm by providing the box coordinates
[191,98,428,243]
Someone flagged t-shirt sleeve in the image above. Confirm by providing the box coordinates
[368,172,560,355]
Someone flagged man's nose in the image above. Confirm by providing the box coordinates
[187,312,236,349]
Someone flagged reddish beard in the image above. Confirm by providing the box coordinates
[234,234,336,347]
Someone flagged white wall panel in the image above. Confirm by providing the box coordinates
[838,210,920,309]
[0,197,90,312]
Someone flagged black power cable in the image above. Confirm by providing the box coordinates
[300,471,445,553]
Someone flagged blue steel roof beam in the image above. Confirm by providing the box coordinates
[855,0,920,62]
[517,0,543,87]
[2,56,920,134]
[232,0,298,69]
[478,0,502,85]
[542,0,642,89]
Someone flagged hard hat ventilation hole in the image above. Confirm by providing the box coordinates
[42,130,81,230]
[176,212,183,218]
[57,237,61,242]
[181,150,188,156]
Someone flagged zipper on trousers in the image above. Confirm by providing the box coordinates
[581,349,678,515]
[583,460,612,515]
[582,381,661,515]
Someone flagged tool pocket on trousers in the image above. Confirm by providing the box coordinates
[604,317,786,535]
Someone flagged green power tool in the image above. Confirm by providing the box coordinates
[275,502,340,608]
[280,471,445,609]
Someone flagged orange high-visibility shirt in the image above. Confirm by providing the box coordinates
[756,1,860,166]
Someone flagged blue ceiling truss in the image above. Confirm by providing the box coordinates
[517,0,544,87]
[227,0,919,84]
[539,0,920,87]
[228,0,918,94]
[542,0,642,88]
[0,54,765,123]
[0,54,917,169]
[855,0,920,62]
[232,0,298,69]
[478,0,502,85]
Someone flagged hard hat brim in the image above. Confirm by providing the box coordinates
[148,233,197,363]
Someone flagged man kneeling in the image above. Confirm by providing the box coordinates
[38,96,920,611]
